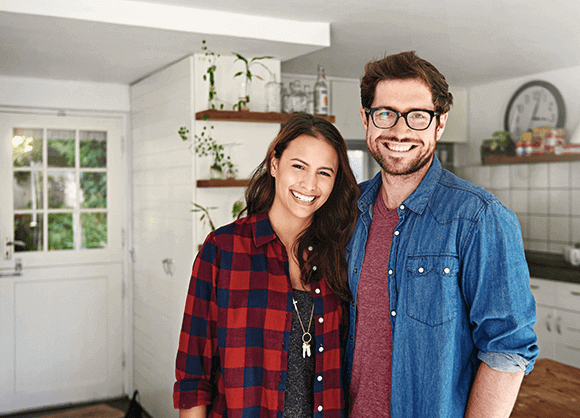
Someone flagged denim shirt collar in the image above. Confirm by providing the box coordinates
[358,156,443,215]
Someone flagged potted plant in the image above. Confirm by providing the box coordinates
[232,52,273,111]
[480,130,516,162]
[178,125,236,179]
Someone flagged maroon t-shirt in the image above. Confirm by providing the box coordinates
[349,192,398,417]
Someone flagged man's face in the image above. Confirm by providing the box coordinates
[361,78,447,176]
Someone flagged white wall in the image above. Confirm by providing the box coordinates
[130,57,194,418]
[0,75,130,113]
[457,65,580,253]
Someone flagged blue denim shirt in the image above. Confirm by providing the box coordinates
[344,157,539,418]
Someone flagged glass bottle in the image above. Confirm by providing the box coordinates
[304,85,314,114]
[313,65,329,115]
[292,80,308,113]
[265,74,281,113]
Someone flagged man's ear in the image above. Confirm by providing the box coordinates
[360,108,369,131]
[435,113,448,141]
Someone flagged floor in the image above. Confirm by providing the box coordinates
[0,396,153,418]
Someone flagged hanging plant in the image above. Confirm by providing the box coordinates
[178,125,236,178]
[202,40,224,110]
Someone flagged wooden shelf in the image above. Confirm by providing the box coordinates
[196,179,250,188]
[482,153,580,165]
[195,109,336,124]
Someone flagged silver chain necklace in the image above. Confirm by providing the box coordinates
[292,298,315,358]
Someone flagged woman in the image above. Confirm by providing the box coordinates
[174,114,359,418]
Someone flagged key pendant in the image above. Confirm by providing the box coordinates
[302,341,311,358]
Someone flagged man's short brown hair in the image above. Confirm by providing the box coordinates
[360,51,453,114]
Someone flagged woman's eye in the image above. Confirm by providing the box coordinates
[319,171,332,177]
[292,164,304,170]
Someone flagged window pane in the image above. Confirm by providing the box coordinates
[81,213,107,249]
[48,213,74,250]
[14,214,43,252]
[48,129,76,168]
[14,171,44,210]
[48,171,77,209]
[80,172,107,208]
[80,131,107,168]
[13,128,43,168]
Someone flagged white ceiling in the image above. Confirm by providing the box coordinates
[2,0,580,87]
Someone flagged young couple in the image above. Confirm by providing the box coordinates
[174,52,539,418]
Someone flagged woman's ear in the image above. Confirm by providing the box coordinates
[270,155,279,177]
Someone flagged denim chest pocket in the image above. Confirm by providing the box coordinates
[405,255,460,326]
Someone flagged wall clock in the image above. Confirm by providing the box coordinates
[504,80,566,141]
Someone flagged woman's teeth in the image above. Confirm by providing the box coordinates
[292,191,315,202]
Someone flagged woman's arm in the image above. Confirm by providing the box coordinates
[179,405,207,418]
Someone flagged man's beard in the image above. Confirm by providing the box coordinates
[368,132,436,176]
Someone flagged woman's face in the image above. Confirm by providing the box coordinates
[269,134,339,225]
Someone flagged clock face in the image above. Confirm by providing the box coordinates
[504,80,565,141]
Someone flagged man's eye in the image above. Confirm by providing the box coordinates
[377,111,392,120]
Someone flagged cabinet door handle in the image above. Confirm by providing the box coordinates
[546,314,552,332]
[556,317,562,335]
[530,285,540,290]
[571,291,580,297]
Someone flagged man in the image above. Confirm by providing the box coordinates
[344,51,539,417]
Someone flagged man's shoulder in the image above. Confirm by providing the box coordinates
[430,169,504,219]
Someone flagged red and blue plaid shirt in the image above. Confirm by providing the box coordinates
[174,213,346,418]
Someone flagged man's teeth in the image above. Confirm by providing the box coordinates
[386,142,414,152]
[292,191,315,202]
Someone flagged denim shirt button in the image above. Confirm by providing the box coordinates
[400,205,405,210]
[418,267,424,273]
[391,310,396,317]
[388,269,393,275]
[444,267,450,274]
[394,231,400,236]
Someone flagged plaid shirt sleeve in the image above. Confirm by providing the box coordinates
[173,231,220,410]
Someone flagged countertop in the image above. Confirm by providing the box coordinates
[525,250,580,285]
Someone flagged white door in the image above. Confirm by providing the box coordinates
[0,113,125,414]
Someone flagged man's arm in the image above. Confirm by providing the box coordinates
[464,362,524,418]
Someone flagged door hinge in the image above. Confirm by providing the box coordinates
[122,352,126,369]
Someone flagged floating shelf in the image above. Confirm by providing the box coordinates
[482,153,580,165]
[196,179,250,188]
[195,109,336,124]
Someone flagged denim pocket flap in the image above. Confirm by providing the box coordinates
[406,255,460,326]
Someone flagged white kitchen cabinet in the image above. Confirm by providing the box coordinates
[330,80,365,139]
[530,277,580,368]
[439,88,468,143]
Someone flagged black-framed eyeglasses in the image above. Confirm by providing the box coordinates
[365,107,441,131]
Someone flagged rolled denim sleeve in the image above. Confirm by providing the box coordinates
[462,200,539,375]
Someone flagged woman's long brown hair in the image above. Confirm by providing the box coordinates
[241,114,360,300]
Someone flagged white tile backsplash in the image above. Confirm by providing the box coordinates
[529,163,549,188]
[529,190,548,214]
[549,216,571,242]
[571,162,580,188]
[510,165,529,189]
[459,162,580,254]
[549,190,570,215]
[510,189,528,213]
[549,163,570,189]
[490,165,510,189]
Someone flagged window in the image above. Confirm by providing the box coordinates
[12,128,108,251]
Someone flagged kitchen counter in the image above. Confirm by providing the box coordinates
[525,250,580,285]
